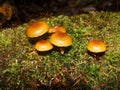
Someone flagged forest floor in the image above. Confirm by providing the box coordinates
[0,11,120,89]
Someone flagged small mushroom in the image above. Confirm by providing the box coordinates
[28,40,53,61]
[26,21,49,38]
[87,39,106,60]
[48,26,66,33]
[50,31,72,54]
[35,40,53,51]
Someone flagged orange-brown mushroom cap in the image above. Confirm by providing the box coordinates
[48,26,66,33]
[35,40,53,51]
[50,32,72,47]
[87,40,106,53]
[26,21,49,38]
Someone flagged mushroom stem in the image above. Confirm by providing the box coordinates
[34,50,42,61]
[59,47,65,54]
[93,54,99,60]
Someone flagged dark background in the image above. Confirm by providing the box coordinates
[0,0,120,28]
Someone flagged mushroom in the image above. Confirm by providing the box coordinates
[48,26,66,33]
[28,40,53,61]
[35,40,53,51]
[87,39,106,60]
[50,31,72,54]
[26,21,49,38]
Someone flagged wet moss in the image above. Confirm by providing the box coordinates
[0,11,120,89]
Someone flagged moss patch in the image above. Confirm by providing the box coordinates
[0,11,120,89]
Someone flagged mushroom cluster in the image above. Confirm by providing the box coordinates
[26,21,72,54]
[26,21,107,60]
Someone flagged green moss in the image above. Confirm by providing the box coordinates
[0,12,120,89]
